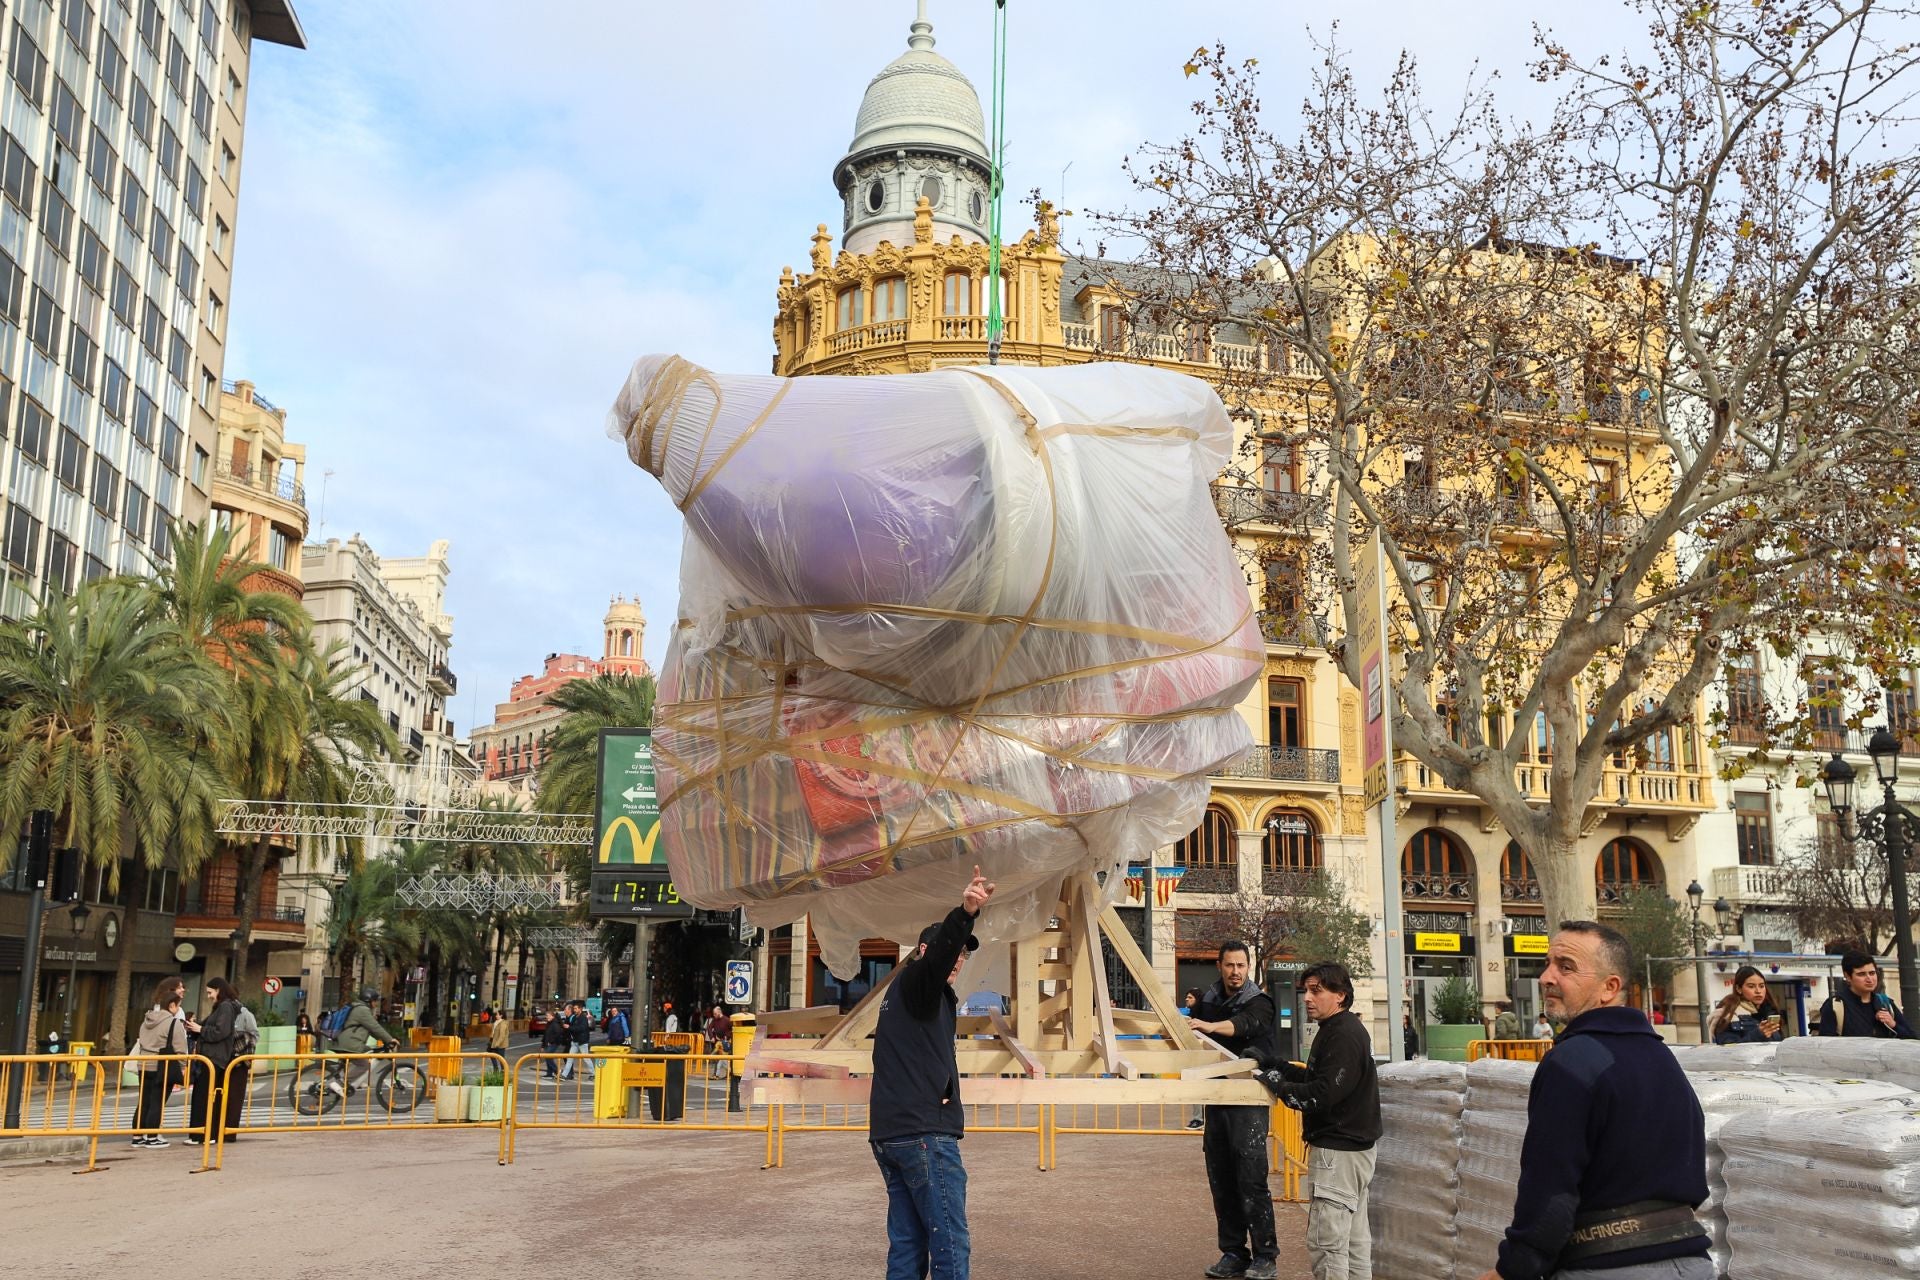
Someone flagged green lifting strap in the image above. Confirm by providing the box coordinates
[986,0,1008,364]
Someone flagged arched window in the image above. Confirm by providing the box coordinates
[1261,809,1321,878]
[1596,839,1661,904]
[1402,828,1473,901]
[943,272,971,316]
[1174,807,1235,871]
[836,286,864,331]
[873,276,907,323]
[1500,840,1541,903]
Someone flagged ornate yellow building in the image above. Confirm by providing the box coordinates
[758,6,1718,1043]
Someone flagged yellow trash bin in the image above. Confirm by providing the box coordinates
[429,1035,463,1082]
[594,1051,630,1119]
[69,1042,92,1082]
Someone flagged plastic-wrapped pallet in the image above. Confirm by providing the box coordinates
[1669,1042,1782,1073]
[1454,1057,1537,1279]
[1370,1061,1469,1280]
[1719,1101,1920,1279]
[1775,1036,1920,1091]
[1689,1072,1915,1277]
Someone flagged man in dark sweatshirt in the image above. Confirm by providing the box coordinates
[869,865,996,1280]
[1478,920,1711,1280]
[1263,961,1381,1280]
[1815,951,1916,1038]
[1190,940,1280,1280]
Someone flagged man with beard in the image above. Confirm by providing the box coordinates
[1189,941,1280,1280]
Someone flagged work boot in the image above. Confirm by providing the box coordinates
[1244,1261,1279,1280]
[1203,1255,1248,1279]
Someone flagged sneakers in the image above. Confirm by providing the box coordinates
[1186,1116,1204,1129]
[184,1136,204,1146]
[133,1135,169,1148]
[1243,1262,1279,1280]
[1203,1256,1248,1279]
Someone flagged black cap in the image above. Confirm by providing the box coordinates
[919,921,980,953]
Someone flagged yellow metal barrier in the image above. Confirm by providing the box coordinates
[1466,1038,1555,1063]
[1270,1102,1307,1202]
[0,1053,218,1172]
[214,1050,511,1169]
[771,1099,1046,1171]
[505,1051,774,1167]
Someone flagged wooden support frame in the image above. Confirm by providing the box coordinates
[745,871,1272,1107]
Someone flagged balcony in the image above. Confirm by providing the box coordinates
[429,663,457,696]
[408,728,425,755]
[1216,744,1341,784]
[177,895,305,934]
[1403,756,1714,811]
[1210,483,1326,531]
[1401,874,1474,903]
[1501,877,1543,905]
[1711,863,1794,907]
[1173,866,1239,894]
[212,461,305,510]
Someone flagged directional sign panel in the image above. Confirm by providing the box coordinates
[595,727,662,866]
[725,960,753,1007]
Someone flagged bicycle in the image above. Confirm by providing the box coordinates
[289,1042,423,1116]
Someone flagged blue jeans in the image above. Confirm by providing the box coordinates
[871,1134,970,1280]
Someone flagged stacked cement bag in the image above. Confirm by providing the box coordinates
[1776,1036,1920,1090]
[1370,1061,1468,1280]
[1454,1058,1537,1278]
[1689,1072,1915,1276]
[1669,1042,1782,1073]
[1719,1101,1920,1278]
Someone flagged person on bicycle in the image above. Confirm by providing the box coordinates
[332,989,400,1057]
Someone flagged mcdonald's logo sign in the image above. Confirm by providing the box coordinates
[595,727,664,867]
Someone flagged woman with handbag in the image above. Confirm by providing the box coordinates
[185,978,243,1145]
[130,976,187,1148]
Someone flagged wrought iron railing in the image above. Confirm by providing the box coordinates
[212,460,304,507]
[1210,483,1326,529]
[1173,866,1239,894]
[1216,745,1341,783]
[1401,874,1474,902]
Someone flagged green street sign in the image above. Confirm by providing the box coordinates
[595,727,661,866]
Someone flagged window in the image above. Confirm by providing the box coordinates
[50,78,83,152]
[40,182,73,257]
[28,288,63,357]
[1588,458,1620,504]
[140,298,165,356]
[1500,840,1541,901]
[165,35,187,95]
[129,81,154,144]
[205,290,222,336]
[101,358,129,422]
[864,179,885,214]
[3,502,41,572]
[1596,839,1659,900]
[1403,446,1433,489]
[872,276,906,323]
[1402,829,1472,899]
[1185,324,1210,364]
[54,427,87,491]
[834,286,862,331]
[176,244,198,298]
[167,328,189,383]
[191,445,207,487]
[191,77,212,136]
[90,454,118,515]
[918,174,941,206]
[1262,557,1304,642]
[268,525,290,569]
[1808,673,1845,749]
[197,366,217,411]
[0,248,23,322]
[969,189,985,222]
[1734,792,1773,866]
[130,389,154,446]
[121,168,147,236]
[85,124,115,195]
[97,32,125,101]
[1173,806,1236,872]
[0,373,12,439]
[1262,440,1298,493]
[183,158,204,212]
[218,140,235,182]
[1726,653,1764,741]
[942,272,970,316]
[45,532,76,596]
[67,322,97,391]
[223,66,240,109]
[156,122,180,183]
[1262,810,1321,875]
[1268,676,1304,749]
[110,264,137,325]
[123,482,148,543]
[211,214,229,258]
[1,133,37,211]
[1099,305,1128,352]
[138,0,162,52]
[62,0,95,53]
[18,397,51,464]
[159,416,180,469]
[200,0,218,51]
[150,209,173,265]
[10,24,47,104]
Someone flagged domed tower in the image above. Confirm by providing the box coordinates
[837,1,993,255]
[602,595,649,677]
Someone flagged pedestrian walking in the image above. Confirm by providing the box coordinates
[1709,966,1785,1045]
[561,1000,594,1081]
[1492,1000,1521,1041]
[1476,920,1710,1280]
[1189,941,1280,1280]
[606,1003,631,1048]
[489,1009,512,1058]
[1261,962,1381,1280]
[1816,951,1916,1038]
[129,976,187,1148]
[186,979,243,1146]
[662,1002,680,1035]
[705,1004,734,1078]
[540,1006,569,1078]
[1403,1013,1419,1061]
[1531,1012,1553,1041]
[869,864,995,1280]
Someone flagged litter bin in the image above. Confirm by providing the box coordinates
[636,1042,688,1122]
[593,1051,630,1119]
[69,1041,92,1082]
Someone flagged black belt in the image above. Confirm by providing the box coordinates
[1557,1200,1705,1266]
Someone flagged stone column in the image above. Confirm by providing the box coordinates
[1473,836,1510,1015]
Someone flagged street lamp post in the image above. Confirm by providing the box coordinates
[1821,719,1920,1015]
[59,902,90,1044]
[1685,878,1709,1038]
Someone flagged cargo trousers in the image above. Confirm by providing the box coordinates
[1304,1143,1375,1280]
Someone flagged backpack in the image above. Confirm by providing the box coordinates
[320,1004,351,1038]
[234,1005,260,1054]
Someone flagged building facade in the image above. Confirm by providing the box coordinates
[753,7,1727,1047]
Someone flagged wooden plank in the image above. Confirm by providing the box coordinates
[1099,904,1207,1053]
[1179,1057,1259,1081]
[757,1004,846,1032]
[748,1056,852,1079]
[1014,923,1041,1046]
[1066,882,1097,1050]
[815,966,899,1050]
[756,1074,1275,1108]
[987,1008,1048,1079]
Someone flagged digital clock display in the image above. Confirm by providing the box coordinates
[589,869,696,918]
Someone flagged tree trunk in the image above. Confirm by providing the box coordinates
[105,859,152,1054]
[1533,825,1599,928]
[227,834,276,991]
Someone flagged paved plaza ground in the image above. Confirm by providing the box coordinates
[1,1122,1314,1279]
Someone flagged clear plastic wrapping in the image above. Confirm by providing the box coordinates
[1371,1062,1470,1279]
[607,355,1261,975]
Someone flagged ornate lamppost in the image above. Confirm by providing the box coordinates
[1821,723,1920,1015]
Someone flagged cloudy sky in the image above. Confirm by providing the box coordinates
[224,0,1628,735]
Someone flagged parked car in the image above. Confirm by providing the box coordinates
[528,1008,549,1035]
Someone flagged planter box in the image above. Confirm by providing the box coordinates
[1426,1023,1486,1062]
[434,1084,469,1122]
[466,1085,508,1122]
[255,1025,300,1070]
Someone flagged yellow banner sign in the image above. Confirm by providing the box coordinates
[1510,933,1550,955]
[1414,932,1462,953]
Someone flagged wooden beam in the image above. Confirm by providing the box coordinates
[987,1008,1048,1079]
[815,966,899,1050]
[1098,903,1207,1053]
[755,1074,1276,1108]
[757,1004,846,1033]
[1075,874,1121,1074]
[1179,1057,1259,1081]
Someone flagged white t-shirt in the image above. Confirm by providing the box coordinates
[663,1013,680,1034]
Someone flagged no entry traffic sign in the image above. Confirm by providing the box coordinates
[262,976,282,995]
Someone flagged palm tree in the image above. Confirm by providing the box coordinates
[0,581,231,1050]
[227,639,394,989]
[534,673,657,816]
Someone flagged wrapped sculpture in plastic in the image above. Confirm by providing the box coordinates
[606,354,1261,976]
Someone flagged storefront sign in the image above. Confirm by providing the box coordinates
[1506,933,1550,956]
[1412,932,1464,954]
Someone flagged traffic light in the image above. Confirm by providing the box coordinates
[50,848,80,903]
[23,810,52,889]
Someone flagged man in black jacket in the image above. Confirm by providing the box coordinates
[1478,920,1711,1280]
[1816,951,1917,1038]
[869,865,996,1280]
[1190,940,1280,1280]
[1262,961,1380,1280]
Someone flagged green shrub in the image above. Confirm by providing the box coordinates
[1432,976,1483,1025]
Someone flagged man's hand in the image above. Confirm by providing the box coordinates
[962,864,996,914]
[1878,1006,1898,1031]
[1191,1019,1235,1037]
